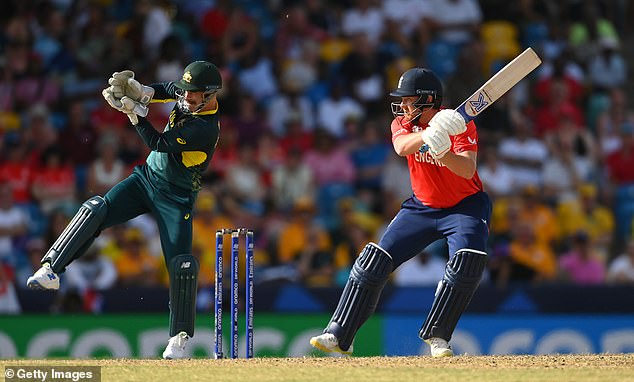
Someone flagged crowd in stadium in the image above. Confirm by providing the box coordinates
[1,0,633,313]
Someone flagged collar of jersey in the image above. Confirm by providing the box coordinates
[193,104,218,115]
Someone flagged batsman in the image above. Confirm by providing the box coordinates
[310,68,492,357]
[27,61,222,359]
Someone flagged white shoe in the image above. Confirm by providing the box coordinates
[26,263,60,290]
[309,333,353,355]
[162,331,189,359]
[425,337,453,357]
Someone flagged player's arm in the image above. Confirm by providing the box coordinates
[438,150,477,179]
[393,133,427,156]
[134,117,218,153]
[149,82,178,102]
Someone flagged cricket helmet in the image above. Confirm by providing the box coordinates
[390,68,443,119]
[174,61,222,92]
[174,61,222,113]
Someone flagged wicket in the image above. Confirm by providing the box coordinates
[214,228,254,359]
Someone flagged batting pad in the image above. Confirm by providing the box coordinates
[169,254,200,337]
[44,196,107,273]
[418,249,487,341]
[326,243,393,351]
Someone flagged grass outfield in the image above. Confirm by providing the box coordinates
[2,354,633,382]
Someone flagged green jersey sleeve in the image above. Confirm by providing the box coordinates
[149,82,178,102]
[134,116,219,153]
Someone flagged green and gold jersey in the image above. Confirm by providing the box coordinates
[133,82,220,191]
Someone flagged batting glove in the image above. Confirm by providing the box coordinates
[108,70,154,105]
[421,126,451,159]
[429,109,466,136]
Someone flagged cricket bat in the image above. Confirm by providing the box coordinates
[421,47,542,152]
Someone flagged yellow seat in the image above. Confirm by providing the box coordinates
[481,20,519,44]
[481,21,521,76]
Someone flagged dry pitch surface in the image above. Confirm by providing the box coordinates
[2,354,633,382]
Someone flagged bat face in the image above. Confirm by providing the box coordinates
[456,47,542,121]
[419,48,541,153]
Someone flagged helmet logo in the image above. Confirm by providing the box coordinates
[397,76,404,89]
[183,71,193,83]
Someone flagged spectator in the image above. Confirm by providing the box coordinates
[0,140,33,204]
[541,119,597,202]
[234,48,278,105]
[498,221,557,287]
[63,245,117,311]
[30,145,76,214]
[114,228,161,287]
[58,100,97,169]
[478,145,515,199]
[86,133,127,196]
[607,239,634,284]
[316,81,363,138]
[341,0,385,45]
[0,183,28,268]
[557,183,614,252]
[558,231,606,285]
[393,250,447,286]
[276,197,331,266]
[0,263,21,314]
[296,225,335,287]
[587,37,627,92]
[267,67,316,136]
[595,88,633,157]
[350,121,391,192]
[225,143,267,215]
[605,123,634,185]
[303,128,356,188]
[498,117,548,190]
[272,147,315,212]
[426,0,482,46]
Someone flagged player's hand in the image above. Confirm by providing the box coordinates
[102,88,142,124]
[103,87,149,117]
[421,126,451,159]
[108,70,154,105]
[429,109,466,136]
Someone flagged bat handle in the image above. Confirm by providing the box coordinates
[419,144,429,153]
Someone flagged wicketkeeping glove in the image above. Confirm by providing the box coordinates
[421,126,451,159]
[108,70,155,105]
[102,88,143,124]
[428,109,466,136]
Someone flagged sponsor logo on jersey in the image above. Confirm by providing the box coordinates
[468,137,477,144]
[177,137,187,145]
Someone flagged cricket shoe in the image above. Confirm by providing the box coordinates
[26,263,60,290]
[162,331,189,359]
[309,333,353,355]
[425,337,453,357]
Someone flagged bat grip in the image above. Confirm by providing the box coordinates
[419,144,429,153]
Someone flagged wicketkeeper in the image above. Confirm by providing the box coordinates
[27,61,223,359]
[310,68,492,357]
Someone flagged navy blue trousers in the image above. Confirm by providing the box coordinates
[378,191,492,268]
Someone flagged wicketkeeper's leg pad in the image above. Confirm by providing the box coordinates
[326,243,393,351]
[418,249,487,341]
[168,254,199,337]
[43,196,107,273]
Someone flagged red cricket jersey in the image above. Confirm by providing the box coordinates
[391,116,483,208]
